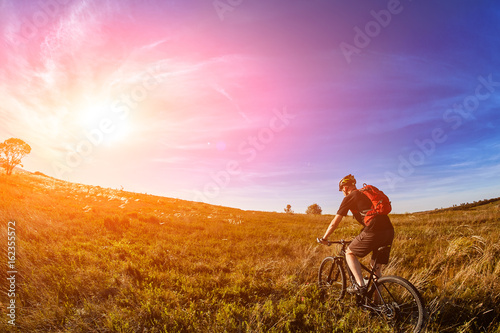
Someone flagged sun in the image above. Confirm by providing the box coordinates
[107,120,133,145]
[76,100,134,146]
[78,102,108,128]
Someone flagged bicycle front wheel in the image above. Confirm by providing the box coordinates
[372,276,425,333]
[318,257,346,301]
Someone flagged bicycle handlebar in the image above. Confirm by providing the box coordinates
[316,238,352,247]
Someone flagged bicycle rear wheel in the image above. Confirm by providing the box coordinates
[318,257,346,301]
[371,276,425,333]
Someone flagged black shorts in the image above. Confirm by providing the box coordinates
[348,215,394,264]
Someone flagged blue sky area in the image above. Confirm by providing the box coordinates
[1,0,499,214]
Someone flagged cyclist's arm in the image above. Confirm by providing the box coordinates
[321,214,343,241]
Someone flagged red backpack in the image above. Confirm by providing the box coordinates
[359,183,392,224]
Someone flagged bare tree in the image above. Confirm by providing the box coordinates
[0,138,31,175]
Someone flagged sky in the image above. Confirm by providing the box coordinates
[1,0,499,214]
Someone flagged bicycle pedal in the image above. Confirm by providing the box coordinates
[347,284,367,296]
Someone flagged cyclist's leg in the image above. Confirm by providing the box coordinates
[370,260,382,278]
[370,223,395,304]
[369,215,395,279]
[346,247,365,287]
[347,231,373,288]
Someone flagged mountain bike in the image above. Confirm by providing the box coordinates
[317,239,426,333]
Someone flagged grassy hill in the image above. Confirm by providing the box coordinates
[1,170,499,332]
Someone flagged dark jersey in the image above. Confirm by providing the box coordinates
[337,190,373,224]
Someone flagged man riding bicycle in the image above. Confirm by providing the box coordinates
[318,174,394,295]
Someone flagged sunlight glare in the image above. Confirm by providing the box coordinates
[106,121,133,145]
[78,101,109,128]
[77,100,134,145]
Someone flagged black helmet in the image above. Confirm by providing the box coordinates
[339,174,356,191]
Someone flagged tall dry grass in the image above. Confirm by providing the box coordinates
[0,170,499,332]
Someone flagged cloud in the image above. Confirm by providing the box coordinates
[1,0,499,213]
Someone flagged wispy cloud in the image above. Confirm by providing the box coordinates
[1,0,499,213]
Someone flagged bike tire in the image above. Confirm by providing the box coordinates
[318,257,346,301]
[371,275,426,333]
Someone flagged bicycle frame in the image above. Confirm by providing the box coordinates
[329,239,389,311]
[318,238,426,332]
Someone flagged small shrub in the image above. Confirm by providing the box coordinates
[139,214,161,224]
[104,215,130,232]
[306,203,322,215]
[127,211,139,219]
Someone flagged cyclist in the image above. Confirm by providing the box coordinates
[318,174,394,294]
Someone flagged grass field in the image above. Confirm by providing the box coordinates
[1,170,499,332]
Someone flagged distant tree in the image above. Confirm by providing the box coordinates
[0,138,31,175]
[306,203,322,215]
[284,204,294,214]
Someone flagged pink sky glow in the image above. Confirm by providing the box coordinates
[1,1,499,213]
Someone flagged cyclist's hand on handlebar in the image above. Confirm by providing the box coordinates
[317,237,329,245]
